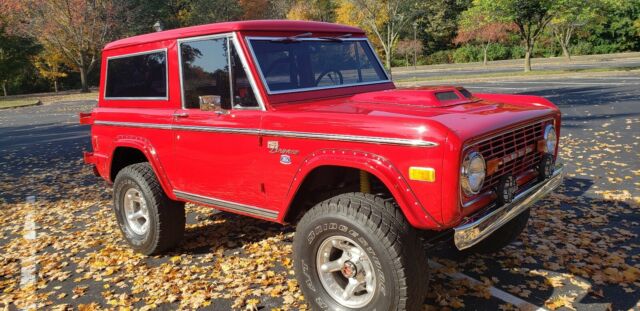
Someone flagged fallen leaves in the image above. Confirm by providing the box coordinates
[1,101,639,310]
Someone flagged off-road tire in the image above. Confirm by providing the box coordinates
[113,163,185,255]
[293,192,428,311]
[465,209,530,254]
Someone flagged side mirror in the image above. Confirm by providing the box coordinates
[199,95,229,114]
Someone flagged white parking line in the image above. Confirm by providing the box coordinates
[429,260,549,311]
[20,195,37,310]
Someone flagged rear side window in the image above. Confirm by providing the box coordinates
[105,50,167,99]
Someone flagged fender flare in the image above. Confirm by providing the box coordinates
[280,148,444,229]
[108,135,175,199]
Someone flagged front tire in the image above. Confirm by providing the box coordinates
[113,163,185,255]
[293,193,428,311]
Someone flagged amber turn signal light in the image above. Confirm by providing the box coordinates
[409,167,436,182]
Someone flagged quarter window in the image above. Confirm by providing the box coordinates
[180,37,259,109]
[105,51,167,99]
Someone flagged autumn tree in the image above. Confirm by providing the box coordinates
[239,0,269,20]
[474,0,554,72]
[5,0,128,92]
[395,39,422,67]
[340,0,420,70]
[287,0,335,22]
[455,6,514,66]
[35,47,68,93]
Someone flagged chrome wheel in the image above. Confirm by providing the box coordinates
[123,188,150,235]
[316,236,376,308]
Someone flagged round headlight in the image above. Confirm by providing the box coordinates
[461,151,486,195]
[544,124,557,154]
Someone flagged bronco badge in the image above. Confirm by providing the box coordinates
[280,154,292,165]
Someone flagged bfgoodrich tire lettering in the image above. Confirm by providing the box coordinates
[113,163,185,255]
[293,193,428,311]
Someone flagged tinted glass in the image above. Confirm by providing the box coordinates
[458,88,473,98]
[435,91,461,101]
[105,51,166,98]
[230,41,258,108]
[181,38,231,109]
[250,39,388,93]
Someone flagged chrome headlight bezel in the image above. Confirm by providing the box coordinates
[544,124,557,155]
[461,151,486,196]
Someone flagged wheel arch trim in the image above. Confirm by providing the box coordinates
[280,149,444,229]
[108,137,176,200]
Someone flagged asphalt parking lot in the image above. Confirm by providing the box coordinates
[0,73,638,310]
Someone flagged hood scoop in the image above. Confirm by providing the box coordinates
[350,87,474,108]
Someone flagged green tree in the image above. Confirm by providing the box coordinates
[550,0,600,61]
[595,0,640,51]
[0,27,40,96]
[182,0,243,26]
[474,0,554,72]
[415,0,472,54]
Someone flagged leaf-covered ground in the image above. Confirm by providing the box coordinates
[1,76,639,310]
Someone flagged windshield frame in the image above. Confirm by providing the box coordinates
[245,36,391,95]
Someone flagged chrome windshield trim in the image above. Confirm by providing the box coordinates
[245,37,392,95]
[93,120,438,147]
[104,48,169,101]
[453,163,564,250]
[174,190,278,219]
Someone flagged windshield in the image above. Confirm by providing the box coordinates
[248,38,389,94]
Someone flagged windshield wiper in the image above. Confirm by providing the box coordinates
[271,32,313,43]
[318,33,352,42]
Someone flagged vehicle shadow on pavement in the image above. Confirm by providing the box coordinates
[518,86,640,129]
[427,176,640,310]
[178,209,293,256]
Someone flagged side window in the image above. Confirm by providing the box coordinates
[105,51,167,99]
[180,37,259,109]
[180,38,231,109]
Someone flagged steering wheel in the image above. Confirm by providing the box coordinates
[264,57,292,78]
[315,69,343,86]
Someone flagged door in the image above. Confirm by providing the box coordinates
[172,35,271,216]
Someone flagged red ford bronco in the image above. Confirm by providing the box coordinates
[81,20,564,310]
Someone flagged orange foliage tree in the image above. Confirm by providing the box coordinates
[4,0,127,92]
[454,7,515,66]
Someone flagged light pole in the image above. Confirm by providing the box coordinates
[153,21,164,32]
[412,21,418,70]
[412,21,418,73]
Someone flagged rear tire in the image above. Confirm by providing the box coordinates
[464,209,530,254]
[113,163,185,255]
[293,193,428,311]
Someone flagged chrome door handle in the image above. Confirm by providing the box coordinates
[173,112,189,118]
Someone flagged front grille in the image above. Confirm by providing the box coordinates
[464,120,547,202]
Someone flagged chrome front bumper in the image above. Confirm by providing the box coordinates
[453,163,565,250]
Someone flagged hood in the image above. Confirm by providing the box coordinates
[271,87,559,144]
